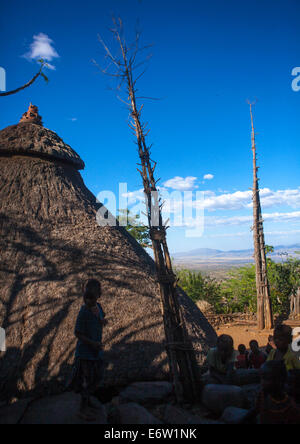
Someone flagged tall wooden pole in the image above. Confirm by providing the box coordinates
[100,20,199,403]
[250,104,273,330]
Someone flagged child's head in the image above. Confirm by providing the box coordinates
[250,340,259,354]
[217,335,234,361]
[83,279,101,308]
[273,325,292,353]
[260,361,287,396]
[238,344,247,355]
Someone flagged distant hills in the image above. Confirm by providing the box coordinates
[173,244,300,271]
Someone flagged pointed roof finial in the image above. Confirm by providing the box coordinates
[19,103,43,126]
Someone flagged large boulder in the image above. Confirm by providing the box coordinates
[0,398,32,425]
[201,384,248,415]
[111,402,162,424]
[163,404,223,424]
[233,369,260,386]
[119,381,173,404]
[221,407,249,424]
[20,392,107,424]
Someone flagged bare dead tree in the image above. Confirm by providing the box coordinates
[0,60,48,97]
[95,18,199,403]
[249,102,273,330]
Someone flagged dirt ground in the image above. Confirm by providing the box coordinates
[215,323,273,351]
[215,320,300,352]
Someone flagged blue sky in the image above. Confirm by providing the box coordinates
[1,0,299,253]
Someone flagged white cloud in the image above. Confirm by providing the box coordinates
[118,185,300,231]
[23,33,59,70]
[158,209,300,229]
[198,190,252,211]
[199,211,300,228]
[206,229,300,239]
[163,176,198,191]
[121,188,145,205]
[190,187,300,212]
[203,174,214,180]
[251,188,300,209]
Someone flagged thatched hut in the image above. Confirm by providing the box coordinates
[0,106,216,399]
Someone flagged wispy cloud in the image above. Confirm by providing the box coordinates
[203,174,214,180]
[23,33,59,70]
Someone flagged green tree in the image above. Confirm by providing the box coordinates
[267,257,300,315]
[117,209,151,249]
[176,269,223,313]
[220,265,257,313]
[265,244,274,256]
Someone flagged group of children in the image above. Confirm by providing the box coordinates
[206,326,300,424]
[70,279,300,423]
[236,340,267,370]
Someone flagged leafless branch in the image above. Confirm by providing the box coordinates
[0,62,47,97]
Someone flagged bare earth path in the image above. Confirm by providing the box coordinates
[215,323,272,350]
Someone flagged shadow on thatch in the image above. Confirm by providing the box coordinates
[0,124,216,399]
[0,214,171,399]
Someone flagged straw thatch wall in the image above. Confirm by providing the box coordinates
[0,122,216,399]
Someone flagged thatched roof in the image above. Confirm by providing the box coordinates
[0,117,216,399]
[0,123,84,170]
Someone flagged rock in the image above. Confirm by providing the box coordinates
[119,381,173,404]
[196,300,214,314]
[0,398,32,424]
[20,392,107,424]
[241,383,260,408]
[233,369,260,386]
[221,407,249,424]
[201,384,247,415]
[164,405,223,424]
[114,402,163,424]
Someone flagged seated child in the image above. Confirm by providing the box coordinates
[267,325,300,371]
[265,335,275,355]
[235,344,249,369]
[206,334,237,384]
[243,361,300,424]
[287,369,300,406]
[249,340,267,369]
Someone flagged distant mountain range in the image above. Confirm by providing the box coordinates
[173,244,300,270]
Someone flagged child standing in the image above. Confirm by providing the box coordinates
[70,279,107,421]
